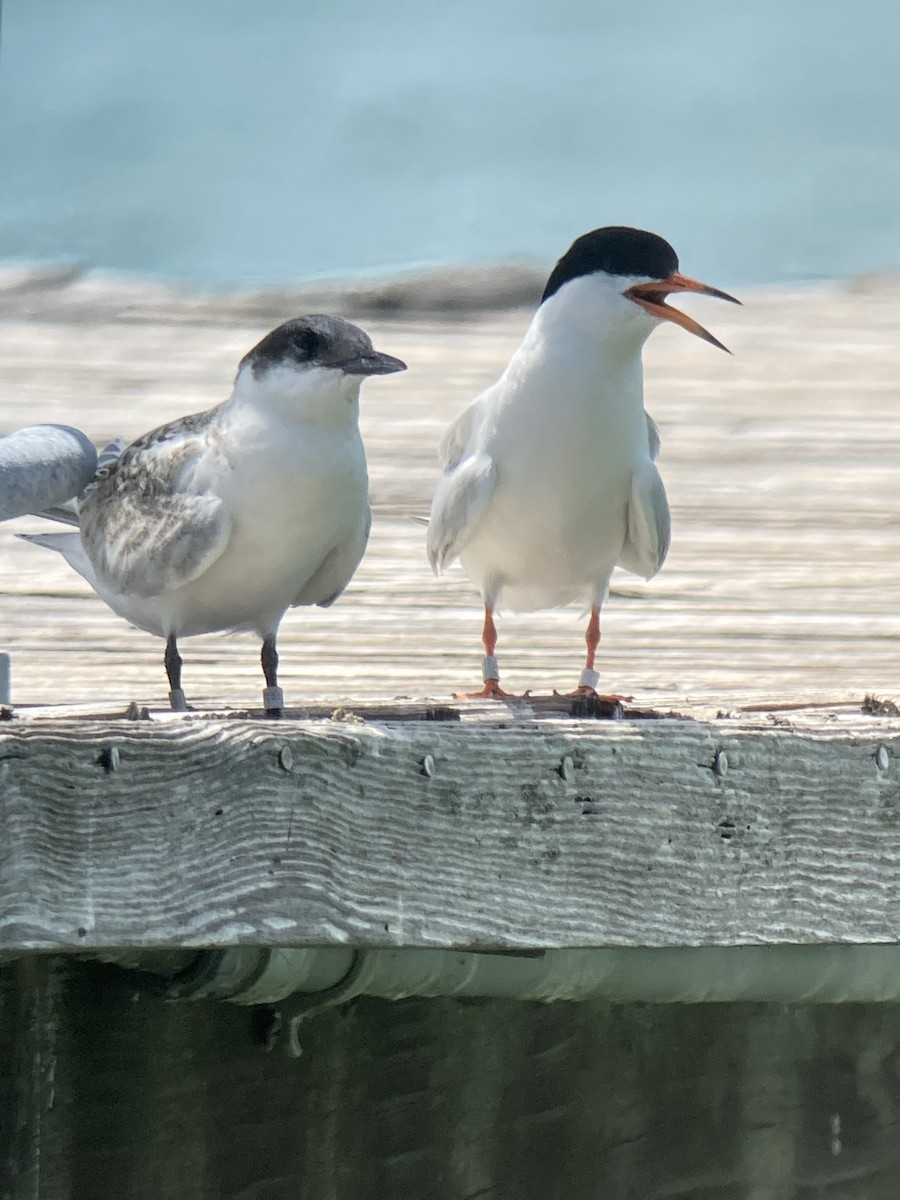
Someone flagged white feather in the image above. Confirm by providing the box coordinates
[619,456,671,579]
[428,271,670,612]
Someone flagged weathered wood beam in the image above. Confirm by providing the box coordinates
[2,716,899,952]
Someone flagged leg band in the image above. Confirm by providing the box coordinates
[263,685,285,712]
[168,688,187,712]
[578,668,601,691]
[482,655,500,683]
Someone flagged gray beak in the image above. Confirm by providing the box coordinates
[342,351,407,377]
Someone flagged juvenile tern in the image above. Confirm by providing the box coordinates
[427,225,739,698]
[23,315,406,713]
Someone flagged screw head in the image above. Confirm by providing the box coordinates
[278,746,294,772]
[714,750,728,777]
[876,745,890,772]
[420,754,436,778]
[558,755,575,781]
[103,745,120,773]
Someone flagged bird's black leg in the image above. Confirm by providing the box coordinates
[165,635,188,711]
[261,635,283,718]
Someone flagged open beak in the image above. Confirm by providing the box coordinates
[624,273,741,353]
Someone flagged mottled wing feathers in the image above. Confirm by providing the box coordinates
[618,456,671,580]
[83,493,230,598]
[78,414,231,598]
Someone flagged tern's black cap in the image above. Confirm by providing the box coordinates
[241,314,406,378]
[541,226,679,304]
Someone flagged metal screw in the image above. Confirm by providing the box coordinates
[103,745,120,773]
[278,745,294,772]
[713,750,728,777]
[420,754,436,778]
[875,745,890,772]
[558,755,574,781]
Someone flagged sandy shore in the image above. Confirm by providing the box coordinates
[0,267,898,710]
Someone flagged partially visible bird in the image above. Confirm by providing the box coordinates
[427,226,739,698]
[0,424,97,521]
[23,315,406,713]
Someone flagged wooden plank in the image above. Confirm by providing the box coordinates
[1,283,900,711]
[0,958,74,1200]
[3,713,900,952]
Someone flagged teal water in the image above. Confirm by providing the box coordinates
[2,0,900,288]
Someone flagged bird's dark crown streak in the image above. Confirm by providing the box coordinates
[241,315,377,379]
[541,227,679,304]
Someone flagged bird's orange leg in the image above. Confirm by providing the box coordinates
[565,606,631,701]
[454,605,515,699]
[567,605,602,696]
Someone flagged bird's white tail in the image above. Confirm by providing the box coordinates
[18,532,99,587]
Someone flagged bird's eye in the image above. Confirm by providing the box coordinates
[291,329,320,361]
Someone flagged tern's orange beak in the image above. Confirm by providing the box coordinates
[624,272,741,353]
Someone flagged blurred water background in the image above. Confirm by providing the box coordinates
[1,0,899,290]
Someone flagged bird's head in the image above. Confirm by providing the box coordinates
[541,226,740,353]
[236,314,406,419]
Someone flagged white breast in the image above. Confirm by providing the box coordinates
[105,375,370,639]
[458,276,655,611]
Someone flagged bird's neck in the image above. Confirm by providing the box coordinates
[509,288,650,412]
[225,364,362,433]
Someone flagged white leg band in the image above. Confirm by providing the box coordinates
[263,685,285,712]
[579,668,601,691]
[168,688,188,712]
[482,655,500,682]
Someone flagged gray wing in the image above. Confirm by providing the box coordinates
[617,456,671,580]
[78,415,232,598]
[438,392,489,470]
[291,511,371,608]
[645,412,662,461]
[427,392,497,572]
[427,453,496,572]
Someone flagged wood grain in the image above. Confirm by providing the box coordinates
[1,280,899,712]
[3,713,900,952]
[6,277,900,1200]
